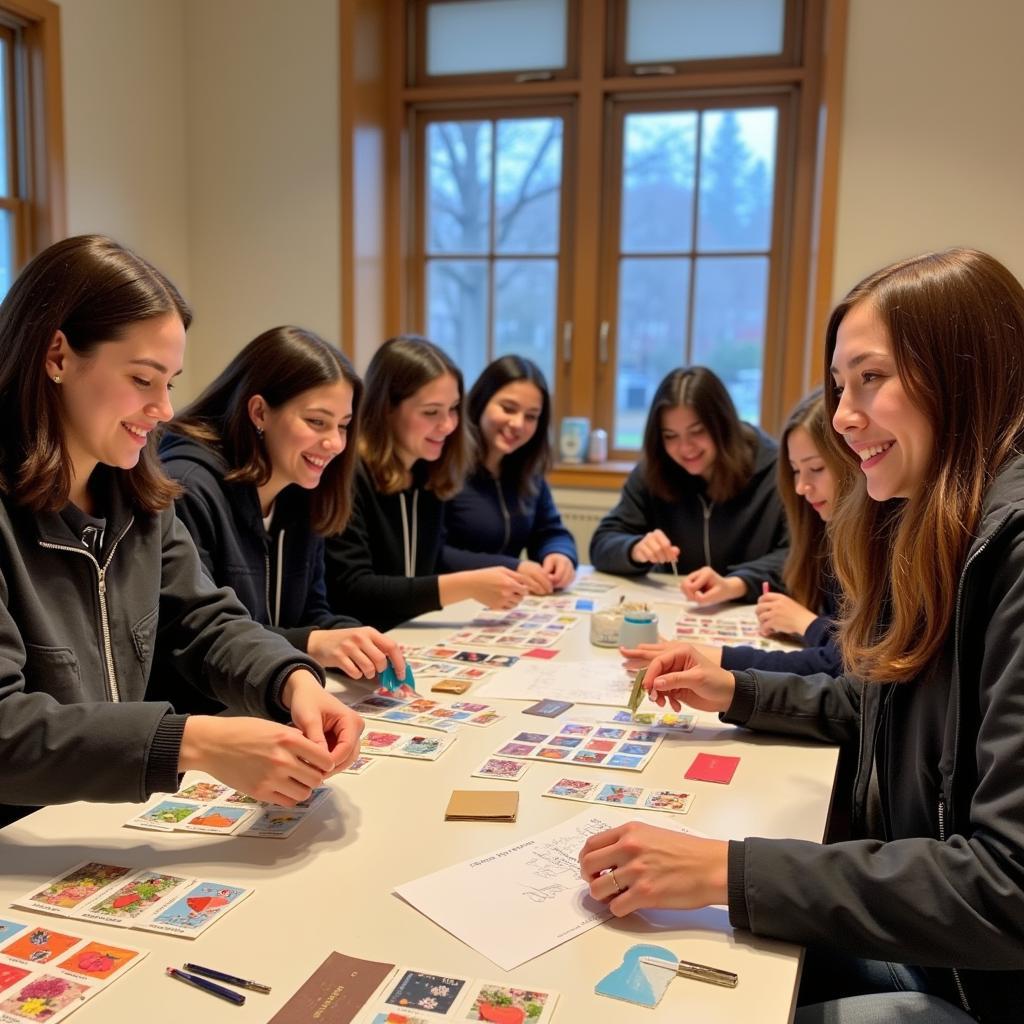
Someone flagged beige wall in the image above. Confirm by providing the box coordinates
[832,0,1024,296]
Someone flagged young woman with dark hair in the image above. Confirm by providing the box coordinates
[442,355,577,594]
[581,249,1024,1024]
[0,236,362,828]
[325,336,528,631]
[590,366,787,604]
[622,389,848,676]
[159,326,404,699]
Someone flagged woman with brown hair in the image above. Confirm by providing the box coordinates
[580,248,1024,1024]
[589,366,788,604]
[325,335,528,631]
[0,236,363,827]
[158,326,405,704]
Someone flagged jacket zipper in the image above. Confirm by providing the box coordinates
[495,478,511,550]
[264,547,272,625]
[698,495,713,565]
[937,797,973,1014]
[38,517,134,703]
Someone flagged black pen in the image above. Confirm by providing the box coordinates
[183,962,272,994]
[166,967,246,1005]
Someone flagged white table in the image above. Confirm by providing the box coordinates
[0,572,839,1023]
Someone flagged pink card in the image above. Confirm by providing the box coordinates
[684,753,740,784]
[523,648,559,660]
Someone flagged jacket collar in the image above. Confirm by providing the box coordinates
[33,466,134,548]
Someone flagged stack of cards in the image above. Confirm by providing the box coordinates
[492,723,663,771]
[348,694,503,732]
[13,862,251,939]
[444,790,519,822]
[360,730,456,761]
[0,915,147,1023]
[124,778,332,839]
[543,777,694,815]
[447,609,582,650]
[269,952,559,1024]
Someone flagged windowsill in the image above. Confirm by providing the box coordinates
[549,460,634,490]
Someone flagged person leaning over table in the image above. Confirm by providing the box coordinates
[0,235,363,829]
[580,248,1024,1024]
[156,325,406,714]
[589,365,788,605]
[441,355,578,594]
[324,335,529,632]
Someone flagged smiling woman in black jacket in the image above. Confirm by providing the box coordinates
[0,237,363,826]
[589,366,787,605]
[581,248,1024,1024]
[160,326,404,693]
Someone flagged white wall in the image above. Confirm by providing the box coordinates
[832,0,1024,296]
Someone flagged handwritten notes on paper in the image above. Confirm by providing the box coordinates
[393,810,623,970]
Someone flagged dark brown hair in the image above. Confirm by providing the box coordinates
[0,234,190,513]
[467,355,551,503]
[169,326,361,535]
[778,389,851,609]
[359,335,471,499]
[641,366,756,503]
[825,248,1024,682]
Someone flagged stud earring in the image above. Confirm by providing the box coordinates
[256,426,264,438]
[52,375,62,384]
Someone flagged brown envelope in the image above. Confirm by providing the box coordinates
[444,789,519,822]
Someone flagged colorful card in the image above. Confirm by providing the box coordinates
[596,944,678,1008]
[522,648,559,660]
[77,872,189,927]
[124,799,201,832]
[342,755,376,775]
[360,730,456,762]
[491,723,662,772]
[522,699,573,718]
[685,752,741,784]
[1,925,83,965]
[178,804,255,834]
[350,696,504,733]
[383,969,468,1015]
[462,980,559,1022]
[0,972,91,1023]
[543,777,693,815]
[470,758,530,782]
[145,882,250,937]
[17,862,133,917]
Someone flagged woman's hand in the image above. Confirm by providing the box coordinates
[755,592,817,638]
[579,821,729,916]
[681,567,746,605]
[542,553,576,590]
[467,566,529,610]
[281,670,365,772]
[308,627,406,680]
[643,644,736,713]
[517,559,555,595]
[630,529,680,566]
[620,640,722,671]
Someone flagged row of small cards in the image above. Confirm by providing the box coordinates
[361,731,456,761]
[674,612,790,651]
[445,609,582,649]
[520,594,596,612]
[14,861,251,939]
[494,723,663,771]
[124,780,331,839]
[543,777,694,815]
[349,694,503,731]
[0,916,146,1024]
[576,708,697,732]
[268,951,558,1024]
[406,647,518,671]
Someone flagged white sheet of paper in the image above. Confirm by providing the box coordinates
[394,809,624,970]
[472,658,633,706]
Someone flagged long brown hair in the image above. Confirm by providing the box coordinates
[168,326,361,535]
[642,366,757,503]
[825,248,1024,682]
[359,335,471,499]
[778,389,850,609]
[0,234,190,513]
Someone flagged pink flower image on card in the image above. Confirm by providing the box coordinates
[477,759,524,779]
[363,732,402,749]
[548,778,597,798]
[28,862,131,909]
[0,974,90,1019]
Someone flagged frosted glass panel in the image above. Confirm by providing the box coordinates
[427,0,567,76]
[0,209,13,300]
[0,41,8,196]
[626,0,784,63]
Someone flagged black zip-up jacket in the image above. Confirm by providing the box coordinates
[324,460,444,632]
[0,470,323,821]
[722,457,1024,1023]
[441,466,578,571]
[589,428,788,599]
[159,432,359,650]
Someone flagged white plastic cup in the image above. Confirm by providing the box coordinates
[619,611,659,647]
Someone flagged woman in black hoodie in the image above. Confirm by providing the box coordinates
[160,327,405,693]
[590,366,787,605]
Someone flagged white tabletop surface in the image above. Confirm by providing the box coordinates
[0,571,839,1023]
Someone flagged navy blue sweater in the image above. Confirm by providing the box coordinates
[441,467,577,571]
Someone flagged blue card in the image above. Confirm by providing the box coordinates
[379,659,416,693]
[523,699,574,718]
[596,943,678,1007]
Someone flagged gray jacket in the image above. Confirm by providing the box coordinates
[0,473,323,815]
[723,456,1024,1023]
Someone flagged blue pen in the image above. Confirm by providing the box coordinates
[166,966,246,1005]
[183,962,272,994]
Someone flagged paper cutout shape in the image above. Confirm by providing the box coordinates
[595,943,678,1007]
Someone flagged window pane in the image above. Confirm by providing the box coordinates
[496,118,562,254]
[494,258,557,385]
[614,257,690,450]
[697,108,777,252]
[427,0,567,76]
[427,259,490,387]
[0,40,8,196]
[626,0,785,64]
[691,256,769,424]
[621,111,696,254]
[0,208,12,298]
[427,121,492,254]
